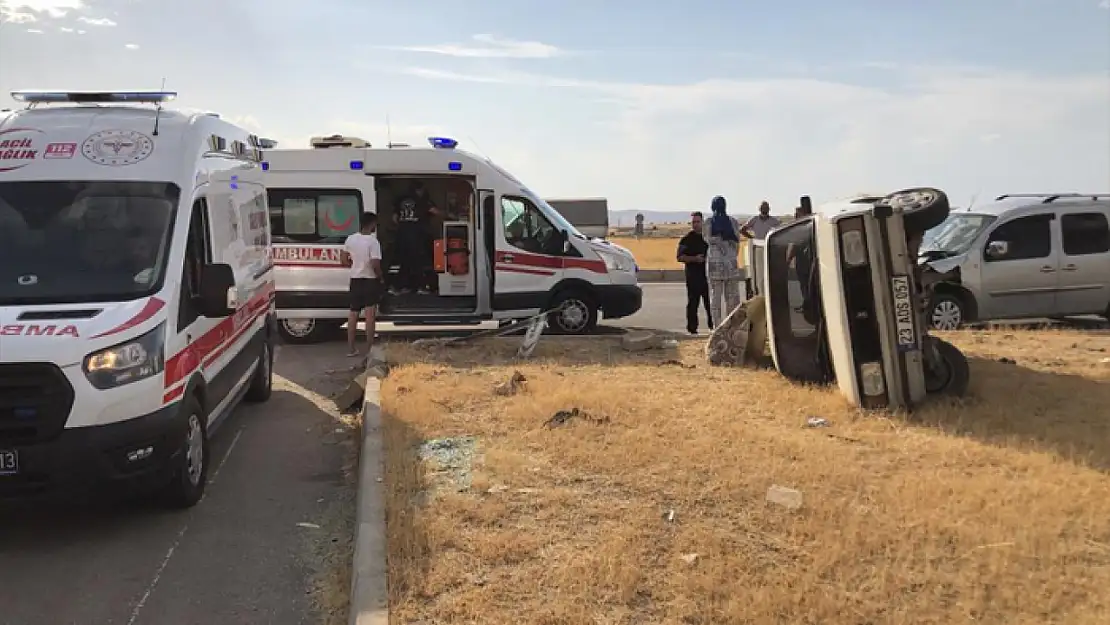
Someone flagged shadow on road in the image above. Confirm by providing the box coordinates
[913,357,1110,472]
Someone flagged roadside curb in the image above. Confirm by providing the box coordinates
[350,345,389,625]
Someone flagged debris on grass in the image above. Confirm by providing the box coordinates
[416,436,477,493]
[543,407,611,428]
[493,370,527,396]
[765,485,804,510]
[805,416,830,428]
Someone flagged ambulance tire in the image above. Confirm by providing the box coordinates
[923,336,970,397]
[278,318,331,344]
[548,289,599,335]
[160,397,209,509]
[879,187,950,234]
[244,339,274,403]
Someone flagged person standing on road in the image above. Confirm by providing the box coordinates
[677,211,712,334]
[702,196,744,323]
[340,212,383,358]
[740,201,782,241]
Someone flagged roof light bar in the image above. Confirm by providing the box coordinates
[428,136,458,149]
[11,90,178,104]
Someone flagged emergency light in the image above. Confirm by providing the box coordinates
[428,136,458,149]
[11,90,178,104]
[350,160,364,170]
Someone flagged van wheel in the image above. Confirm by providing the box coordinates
[278,318,330,344]
[929,293,965,331]
[244,340,273,403]
[160,398,209,509]
[924,337,971,397]
[880,187,950,233]
[548,290,598,335]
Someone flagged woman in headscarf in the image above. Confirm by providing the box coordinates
[701,195,744,323]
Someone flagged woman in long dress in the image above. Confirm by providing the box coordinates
[702,195,743,323]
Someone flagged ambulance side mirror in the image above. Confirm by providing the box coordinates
[560,229,571,254]
[198,263,237,318]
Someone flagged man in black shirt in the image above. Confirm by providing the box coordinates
[677,211,713,334]
[392,181,439,294]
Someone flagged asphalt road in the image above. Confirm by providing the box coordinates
[0,343,359,625]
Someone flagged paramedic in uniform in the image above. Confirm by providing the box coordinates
[341,213,384,357]
[391,181,440,294]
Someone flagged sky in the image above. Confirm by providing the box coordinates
[1,0,1108,214]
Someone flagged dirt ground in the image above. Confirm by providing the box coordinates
[378,329,1110,625]
[610,234,750,271]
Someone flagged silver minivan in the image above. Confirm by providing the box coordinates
[919,193,1110,329]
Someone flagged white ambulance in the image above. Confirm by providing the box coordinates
[0,90,275,508]
[262,135,642,342]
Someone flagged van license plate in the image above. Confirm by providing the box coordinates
[891,275,917,351]
[0,449,18,476]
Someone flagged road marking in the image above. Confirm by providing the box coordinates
[126,523,189,625]
[209,427,243,485]
[126,426,243,624]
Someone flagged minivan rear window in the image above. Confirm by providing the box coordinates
[267,188,363,244]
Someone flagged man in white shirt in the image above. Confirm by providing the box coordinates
[740,201,782,240]
[340,212,383,357]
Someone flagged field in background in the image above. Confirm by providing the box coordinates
[608,224,750,270]
[380,330,1110,624]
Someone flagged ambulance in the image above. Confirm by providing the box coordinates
[0,90,275,508]
[262,135,642,342]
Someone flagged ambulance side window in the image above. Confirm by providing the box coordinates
[178,198,212,331]
[502,196,558,255]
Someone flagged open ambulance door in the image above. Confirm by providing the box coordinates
[477,189,497,317]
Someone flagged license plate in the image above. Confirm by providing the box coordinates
[891,275,917,351]
[0,449,18,476]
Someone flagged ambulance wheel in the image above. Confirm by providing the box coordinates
[880,187,950,234]
[923,337,970,397]
[278,318,330,344]
[244,340,274,403]
[548,290,598,335]
[160,398,209,509]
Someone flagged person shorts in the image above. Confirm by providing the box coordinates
[349,278,383,311]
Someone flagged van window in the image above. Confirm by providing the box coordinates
[178,199,211,331]
[502,196,558,254]
[267,188,363,244]
[985,214,1052,261]
[0,181,180,305]
[1061,213,1110,256]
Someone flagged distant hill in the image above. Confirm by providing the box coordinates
[610,210,755,226]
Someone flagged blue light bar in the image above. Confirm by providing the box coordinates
[448,161,462,171]
[261,161,269,171]
[350,160,364,170]
[10,90,178,104]
[428,136,458,149]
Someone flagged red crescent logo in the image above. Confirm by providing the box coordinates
[324,209,354,231]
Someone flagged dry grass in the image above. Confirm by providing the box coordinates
[610,235,749,270]
[380,330,1110,625]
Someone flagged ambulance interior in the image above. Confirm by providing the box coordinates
[373,175,478,313]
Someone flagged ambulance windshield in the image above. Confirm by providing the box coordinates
[0,181,179,305]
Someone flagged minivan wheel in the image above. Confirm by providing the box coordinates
[548,290,598,335]
[881,187,951,233]
[278,318,330,344]
[160,398,209,509]
[923,337,971,397]
[929,293,965,331]
[244,340,273,403]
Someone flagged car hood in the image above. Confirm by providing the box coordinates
[0,297,166,367]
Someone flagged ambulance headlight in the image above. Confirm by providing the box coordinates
[83,323,166,389]
[598,251,632,272]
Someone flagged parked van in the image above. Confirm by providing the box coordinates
[262,135,642,342]
[0,90,275,508]
[919,193,1110,329]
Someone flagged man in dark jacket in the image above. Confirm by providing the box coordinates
[677,211,713,334]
